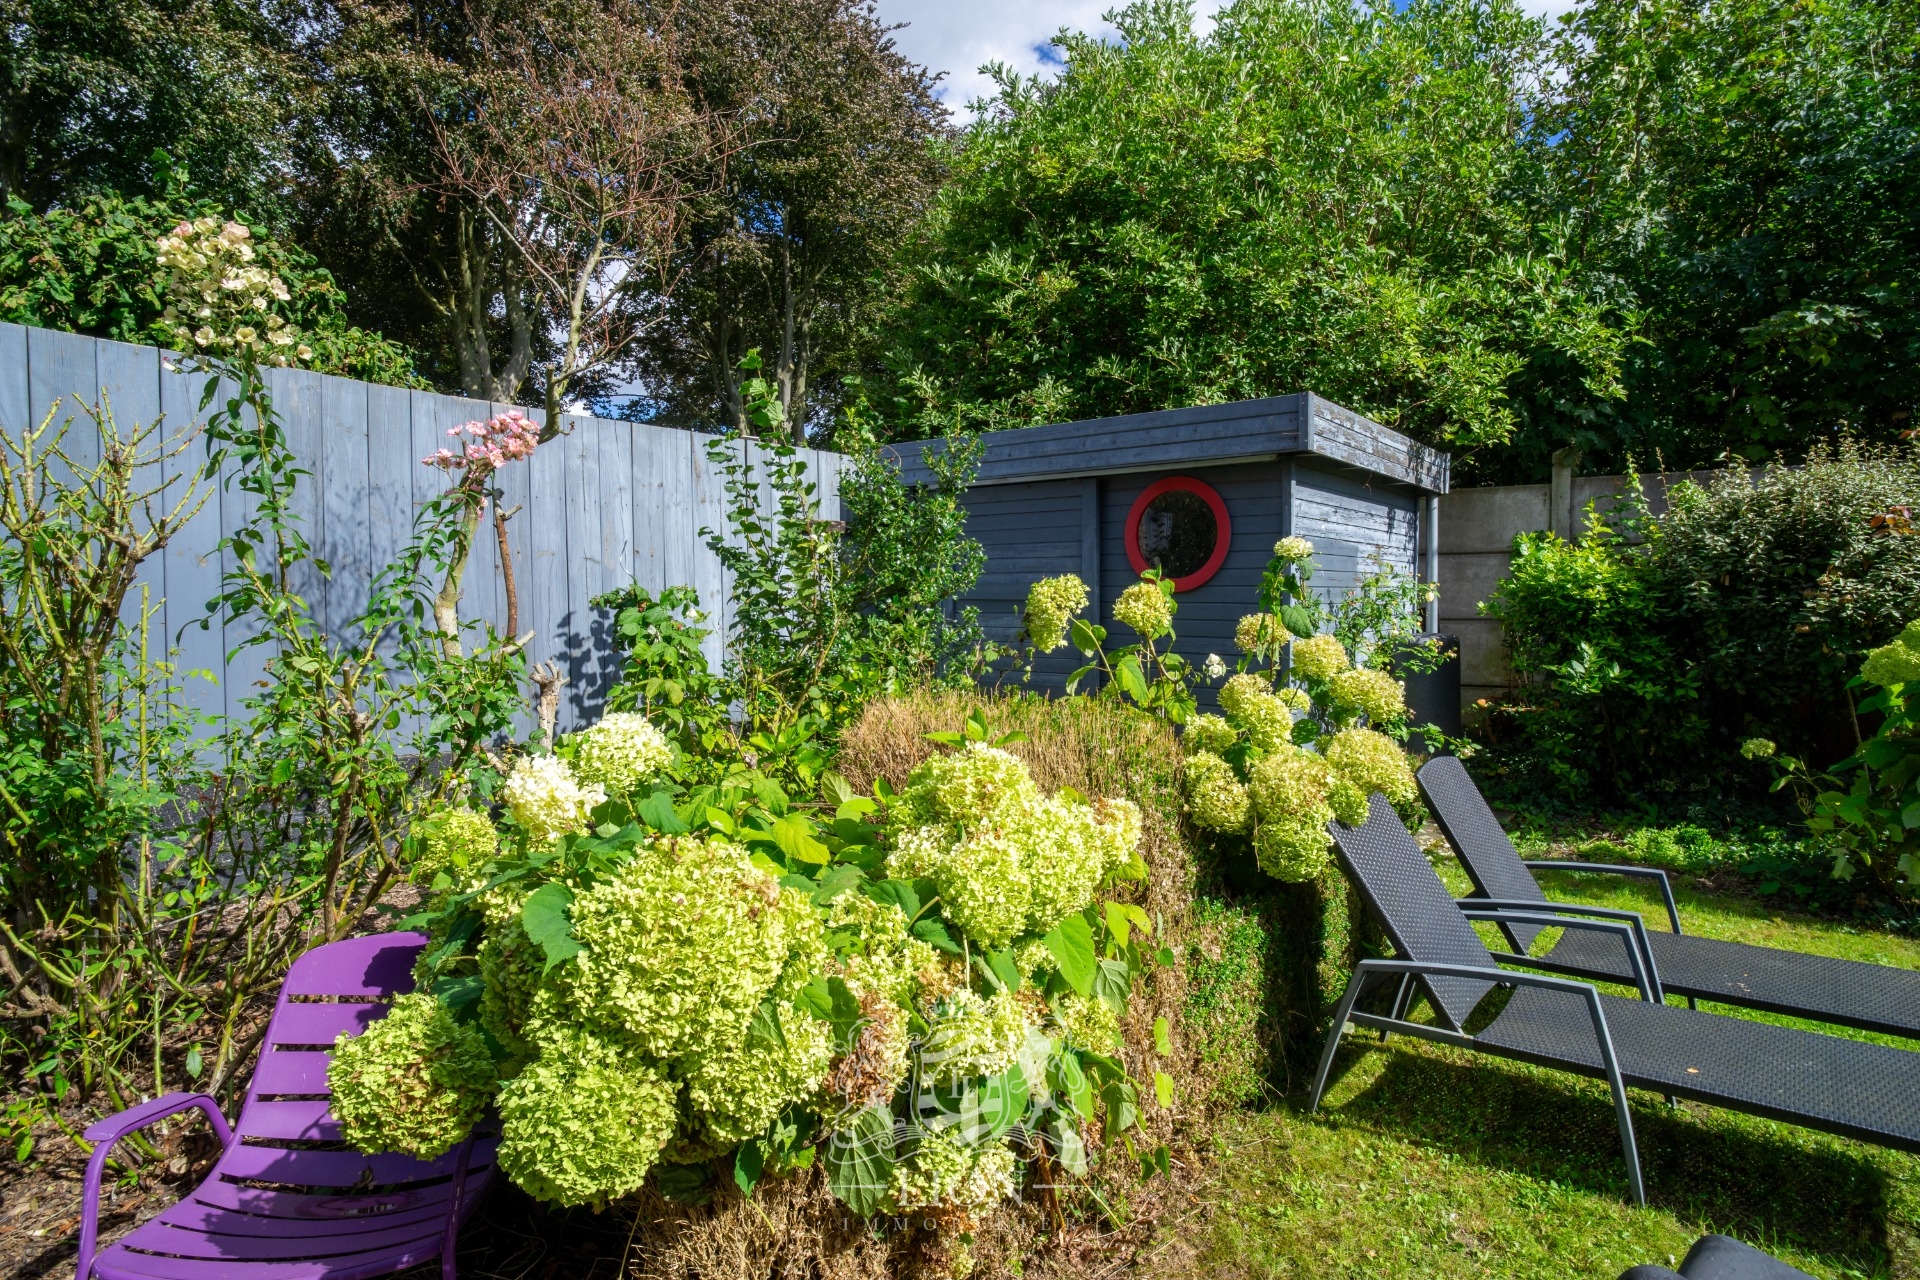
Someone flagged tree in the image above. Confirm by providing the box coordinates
[1534,0,1920,473]
[0,0,297,211]
[862,0,1629,468]
[627,0,947,440]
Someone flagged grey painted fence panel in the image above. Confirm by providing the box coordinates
[1,323,845,735]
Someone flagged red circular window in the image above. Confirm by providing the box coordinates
[1124,476,1232,592]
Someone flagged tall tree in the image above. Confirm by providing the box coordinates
[629,0,947,440]
[1534,0,1920,473]
[0,0,297,211]
[861,0,1629,469]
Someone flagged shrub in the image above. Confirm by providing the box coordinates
[1481,441,1920,803]
[0,155,425,386]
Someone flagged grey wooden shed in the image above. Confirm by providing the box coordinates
[893,392,1450,697]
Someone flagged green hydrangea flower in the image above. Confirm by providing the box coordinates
[1253,814,1335,881]
[495,1023,677,1207]
[1861,632,1920,688]
[682,1001,834,1148]
[1327,667,1407,727]
[1185,750,1252,833]
[1182,714,1239,756]
[1289,633,1349,681]
[567,711,672,796]
[329,993,494,1159]
[1023,574,1090,652]
[566,837,818,1060]
[410,808,499,887]
[918,988,1031,1084]
[477,921,545,1075]
[887,1126,1019,1214]
[1049,991,1121,1051]
[898,743,1038,827]
[1323,727,1419,815]
[824,892,937,1005]
[1113,580,1173,640]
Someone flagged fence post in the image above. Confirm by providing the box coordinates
[1550,447,1580,540]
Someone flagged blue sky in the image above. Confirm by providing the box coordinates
[873,0,1576,119]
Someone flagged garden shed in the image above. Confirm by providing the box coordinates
[893,393,1450,696]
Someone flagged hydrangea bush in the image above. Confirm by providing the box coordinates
[1011,538,1420,882]
[330,706,1162,1239]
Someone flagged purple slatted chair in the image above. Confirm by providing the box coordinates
[74,932,496,1280]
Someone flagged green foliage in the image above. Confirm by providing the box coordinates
[1773,621,1920,899]
[0,156,425,386]
[1482,443,1920,804]
[1535,0,1920,474]
[1480,506,1705,799]
[865,0,1627,456]
[388,701,1165,1217]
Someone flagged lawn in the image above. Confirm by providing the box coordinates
[1163,843,1920,1280]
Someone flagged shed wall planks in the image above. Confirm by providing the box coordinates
[0,323,844,735]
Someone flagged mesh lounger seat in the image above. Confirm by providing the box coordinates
[75,932,495,1280]
[1315,795,1920,1204]
[1619,1234,1815,1280]
[1418,755,1920,1038]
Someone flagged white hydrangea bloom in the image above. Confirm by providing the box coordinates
[504,754,605,844]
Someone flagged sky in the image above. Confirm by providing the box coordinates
[873,0,1575,119]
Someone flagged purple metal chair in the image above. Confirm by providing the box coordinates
[74,932,496,1280]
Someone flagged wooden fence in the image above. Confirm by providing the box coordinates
[0,323,845,734]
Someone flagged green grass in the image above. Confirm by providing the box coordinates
[1171,849,1920,1279]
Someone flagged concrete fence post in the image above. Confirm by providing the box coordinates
[1550,447,1581,540]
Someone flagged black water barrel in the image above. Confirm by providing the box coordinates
[1391,633,1461,752]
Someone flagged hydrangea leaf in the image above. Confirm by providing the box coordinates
[927,1065,1028,1145]
[986,947,1022,993]
[1153,1016,1174,1056]
[814,864,865,903]
[1279,604,1317,638]
[772,813,830,864]
[1101,1078,1140,1139]
[519,882,580,972]
[1103,902,1151,947]
[1045,1115,1088,1177]
[1154,1070,1175,1108]
[1049,1049,1094,1121]
[862,877,921,921]
[432,974,484,1016]
[1043,915,1097,997]
[636,790,689,834]
[1093,958,1131,1013]
[825,1103,895,1216]
[734,1139,766,1197]
[912,915,961,954]
[655,1162,712,1205]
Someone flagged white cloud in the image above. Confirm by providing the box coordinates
[876,0,1576,120]
[874,0,1118,119]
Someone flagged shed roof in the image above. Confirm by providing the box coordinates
[890,392,1449,495]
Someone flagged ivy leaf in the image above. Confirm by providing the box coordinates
[1101,1078,1140,1139]
[772,814,830,864]
[1050,1050,1094,1120]
[1043,915,1098,997]
[520,882,581,972]
[1103,902,1152,948]
[825,1104,895,1216]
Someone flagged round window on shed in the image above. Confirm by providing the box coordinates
[1125,476,1232,591]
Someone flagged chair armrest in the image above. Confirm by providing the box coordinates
[76,1093,232,1280]
[1520,860,1685,934]
[1463,899,1665,1002]
[1460,909,1664,1002]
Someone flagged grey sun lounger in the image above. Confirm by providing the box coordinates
[1314,794,1920,1205]
[1418,755,1920,1039]
[1619,1234,1814,1280]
